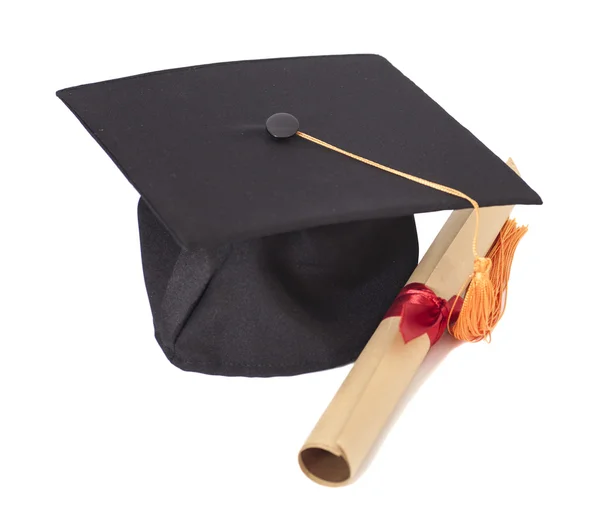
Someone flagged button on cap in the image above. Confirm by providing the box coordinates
[266,113,299,139]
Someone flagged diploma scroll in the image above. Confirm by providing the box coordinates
[298,160,521,486]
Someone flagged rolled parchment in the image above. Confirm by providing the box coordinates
[299,160,520,486]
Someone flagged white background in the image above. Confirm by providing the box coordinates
[2,1,599,515]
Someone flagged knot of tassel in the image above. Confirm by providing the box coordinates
[474,257,492,275]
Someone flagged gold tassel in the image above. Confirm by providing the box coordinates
[450,218,528,342]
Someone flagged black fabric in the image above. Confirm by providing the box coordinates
[138,199,418,376]
[57,54,542,377]
[57,54,541,251]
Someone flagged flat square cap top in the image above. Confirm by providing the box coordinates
[57,54,541,249]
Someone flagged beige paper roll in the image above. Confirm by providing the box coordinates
[299,160,521,486]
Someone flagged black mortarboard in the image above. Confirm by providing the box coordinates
[57,54,541,377]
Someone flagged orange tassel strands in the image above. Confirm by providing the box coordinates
[449,219,528,342]
[488,219,529,325]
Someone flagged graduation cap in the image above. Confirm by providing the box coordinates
[57,54,541,377]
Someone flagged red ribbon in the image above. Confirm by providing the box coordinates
[384,283,463,345]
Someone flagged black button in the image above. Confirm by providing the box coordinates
[266,113,299,139]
